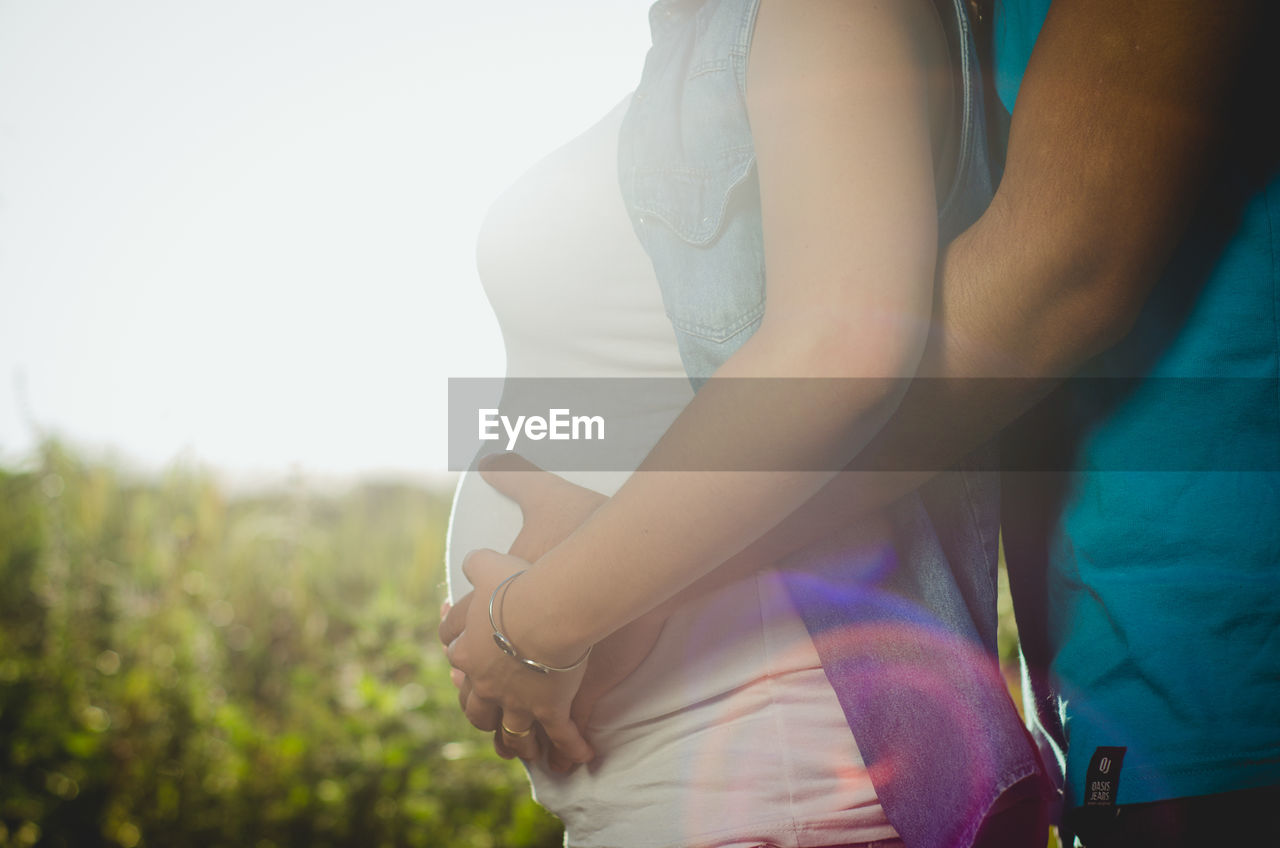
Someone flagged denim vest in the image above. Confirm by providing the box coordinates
[619,2,1047,846]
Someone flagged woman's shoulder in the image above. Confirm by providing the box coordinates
[746,0,949,100]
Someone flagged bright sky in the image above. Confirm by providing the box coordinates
[0,0,654,482]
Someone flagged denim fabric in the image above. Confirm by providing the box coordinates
[620,0,765,386]
[618,2,1047,846]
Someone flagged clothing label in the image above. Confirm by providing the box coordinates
[1083,746,1127,807]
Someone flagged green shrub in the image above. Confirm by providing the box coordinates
[0,440,1034,847]
[0,442,561,848]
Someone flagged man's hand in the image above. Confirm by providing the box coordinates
[478,452,607,563]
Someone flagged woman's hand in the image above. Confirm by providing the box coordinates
[478,452,607,563]
[439,548,595,765]
[545,609,667,770]
[441,452,607,762]
[444,593,669,770]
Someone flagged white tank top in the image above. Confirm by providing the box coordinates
[445,97,898,848]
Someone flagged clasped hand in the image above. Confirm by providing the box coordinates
[440,548,593,764]
[438,453,665,769]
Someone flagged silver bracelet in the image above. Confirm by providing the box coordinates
[488,570,592,675]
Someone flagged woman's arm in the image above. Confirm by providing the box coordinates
[443,0,948,759]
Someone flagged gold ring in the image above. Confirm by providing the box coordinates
[501,721,533,738]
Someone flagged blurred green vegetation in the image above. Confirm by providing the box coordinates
[0,442,562,848]
[0,440,1038,848]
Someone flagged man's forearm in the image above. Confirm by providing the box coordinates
[715,0,1267,577]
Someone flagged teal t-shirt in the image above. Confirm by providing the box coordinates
[994,0,1280,811]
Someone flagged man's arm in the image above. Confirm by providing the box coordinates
[716,0,1267,576]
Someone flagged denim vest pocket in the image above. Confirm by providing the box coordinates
[632,148,765,345]
[632,146,752,246]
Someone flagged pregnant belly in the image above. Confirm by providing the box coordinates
[443,466,893,847]
[445,469,523,602]
[445,466,632,600]
[445,464,810,720]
